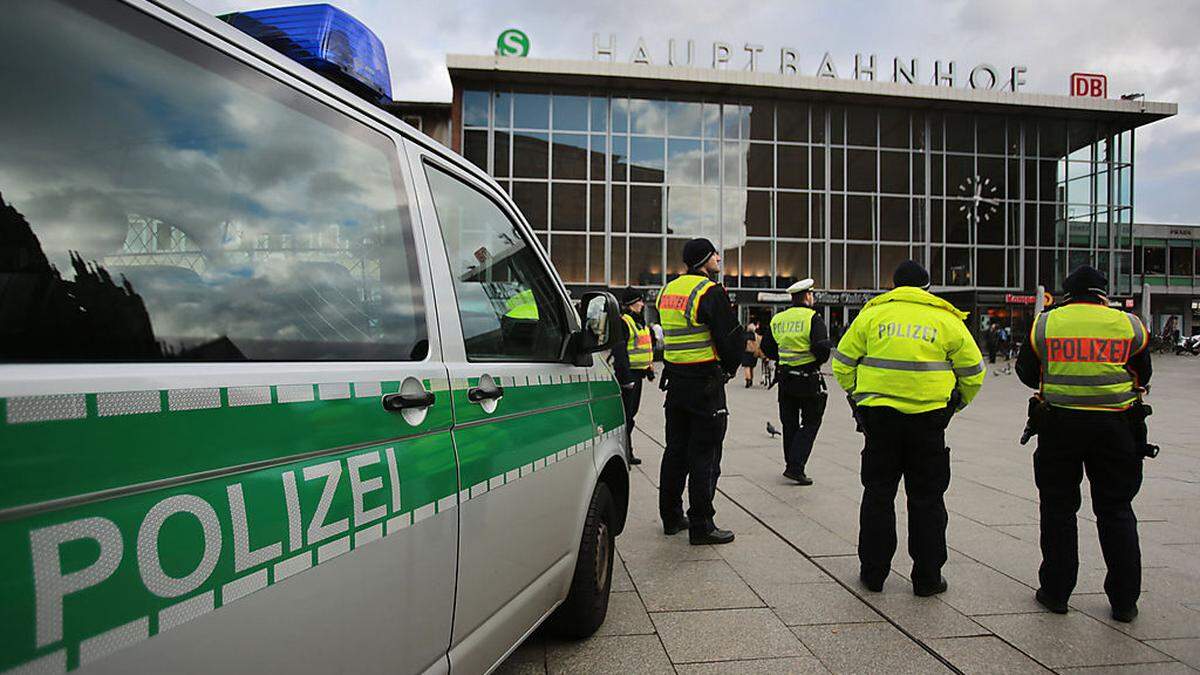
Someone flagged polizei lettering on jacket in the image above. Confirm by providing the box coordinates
[877,322,938,343]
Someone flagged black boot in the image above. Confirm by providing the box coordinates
[689,527,735,545]
[628,455,642,466]
[662,517,690,536]
[913,576,948,597]
[1035,588,1068,614]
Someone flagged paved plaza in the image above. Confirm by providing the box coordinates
[499,355,1200,674]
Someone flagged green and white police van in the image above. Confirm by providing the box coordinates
[0,1,631,672]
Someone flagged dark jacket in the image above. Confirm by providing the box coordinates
[1016,298,1152,392]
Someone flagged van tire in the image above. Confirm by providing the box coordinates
[548,482,615,638]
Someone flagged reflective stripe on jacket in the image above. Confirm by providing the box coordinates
[831,286,985,414]
[622,313,653,370]
[1031,303,1147,411]
[504,288,539,320]
[770,306,816,366]
[657,274,717,364]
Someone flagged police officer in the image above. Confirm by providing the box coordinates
[657,238,743,545]
[1015,265,1151,623]
[760,278,832,485]
[612,287,654,466]
[832,260,984,595]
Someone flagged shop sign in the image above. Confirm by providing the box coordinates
[814,291,874,305]
[592,35,1029,92]
[1005,293,1037,304]
[757,292,791,303]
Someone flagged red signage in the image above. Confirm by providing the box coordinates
[1070,72,1107,98]
[1005,293,1036,304]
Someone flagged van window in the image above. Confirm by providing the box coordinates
[0,0,426,362]
[424,166,569,362]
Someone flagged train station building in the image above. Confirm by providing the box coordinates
[417,48,1176,335]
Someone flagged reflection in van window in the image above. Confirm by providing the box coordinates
[424,166,569,362]
[0,0,426,362]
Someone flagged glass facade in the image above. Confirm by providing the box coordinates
[459,87,1136,297]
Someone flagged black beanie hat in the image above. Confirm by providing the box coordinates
[1063,265,1108,299]
[619,286,645,306]
[682,238,718,270]
[893,260,931,290]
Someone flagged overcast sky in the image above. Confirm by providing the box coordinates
[191,0,1197,224]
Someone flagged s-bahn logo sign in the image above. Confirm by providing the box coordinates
[592,35,1029,92]
[497,29,531,57]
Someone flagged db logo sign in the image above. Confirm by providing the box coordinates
[1070,73,1107,98]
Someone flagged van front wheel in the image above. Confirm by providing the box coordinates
[548,483,615,638]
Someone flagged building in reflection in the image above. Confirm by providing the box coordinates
[434,56,1175,334]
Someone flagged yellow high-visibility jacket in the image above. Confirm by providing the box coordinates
[832,286,984,414]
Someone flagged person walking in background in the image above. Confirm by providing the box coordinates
[986,322,1001,364]
[742,320,760,388]
[760,278,831,485]
[612,287,654,466]
[1016,265,1151,623]
[657,238,743,545]
[833,260,985,596]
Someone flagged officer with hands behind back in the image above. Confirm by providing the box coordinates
[760,278,832,485]
[611,287,654,466]
[1015,265,1151,623]
[833,260,985,596]
[656,238,744,545]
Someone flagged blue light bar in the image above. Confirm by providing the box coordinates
[221,4,392,102]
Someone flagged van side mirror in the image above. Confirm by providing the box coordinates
[566,291,621,365]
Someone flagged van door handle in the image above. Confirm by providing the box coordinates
[382,391,435,412]
[467,381,504,403]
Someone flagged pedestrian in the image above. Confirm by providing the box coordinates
[760,278,832,485]
[742,320,760,388]
[832,260,985,596]
[612,286,654,466]
[1015,265,1151,623]
[986,322,1000,364]
[656,238,743,545]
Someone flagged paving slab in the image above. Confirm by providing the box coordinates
[1144,638,1200,670]
[652,608,810,664]
[976,612,1171,668]
[610,555,635,592]
[544,634,674,675]
[1055,662,1197,674]
[937,560,1046,616]
[756,582,879,626]
[927,635,1051,673]
[675,656,830,674]
[792,622,954,674]
[1070,592,1200,640]
[593,591,655,637]
[626,558,764,612]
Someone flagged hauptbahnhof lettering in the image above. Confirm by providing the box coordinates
[401,46,1178,335]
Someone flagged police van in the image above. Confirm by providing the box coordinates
[0,1,631,672]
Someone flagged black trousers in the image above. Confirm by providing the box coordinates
[621,377,643,460]
[660,377,727,533]
[778,391,824,474]
[858,406,951,588]
[1034,409,1143,609]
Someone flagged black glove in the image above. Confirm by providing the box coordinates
[646,369,656,382]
